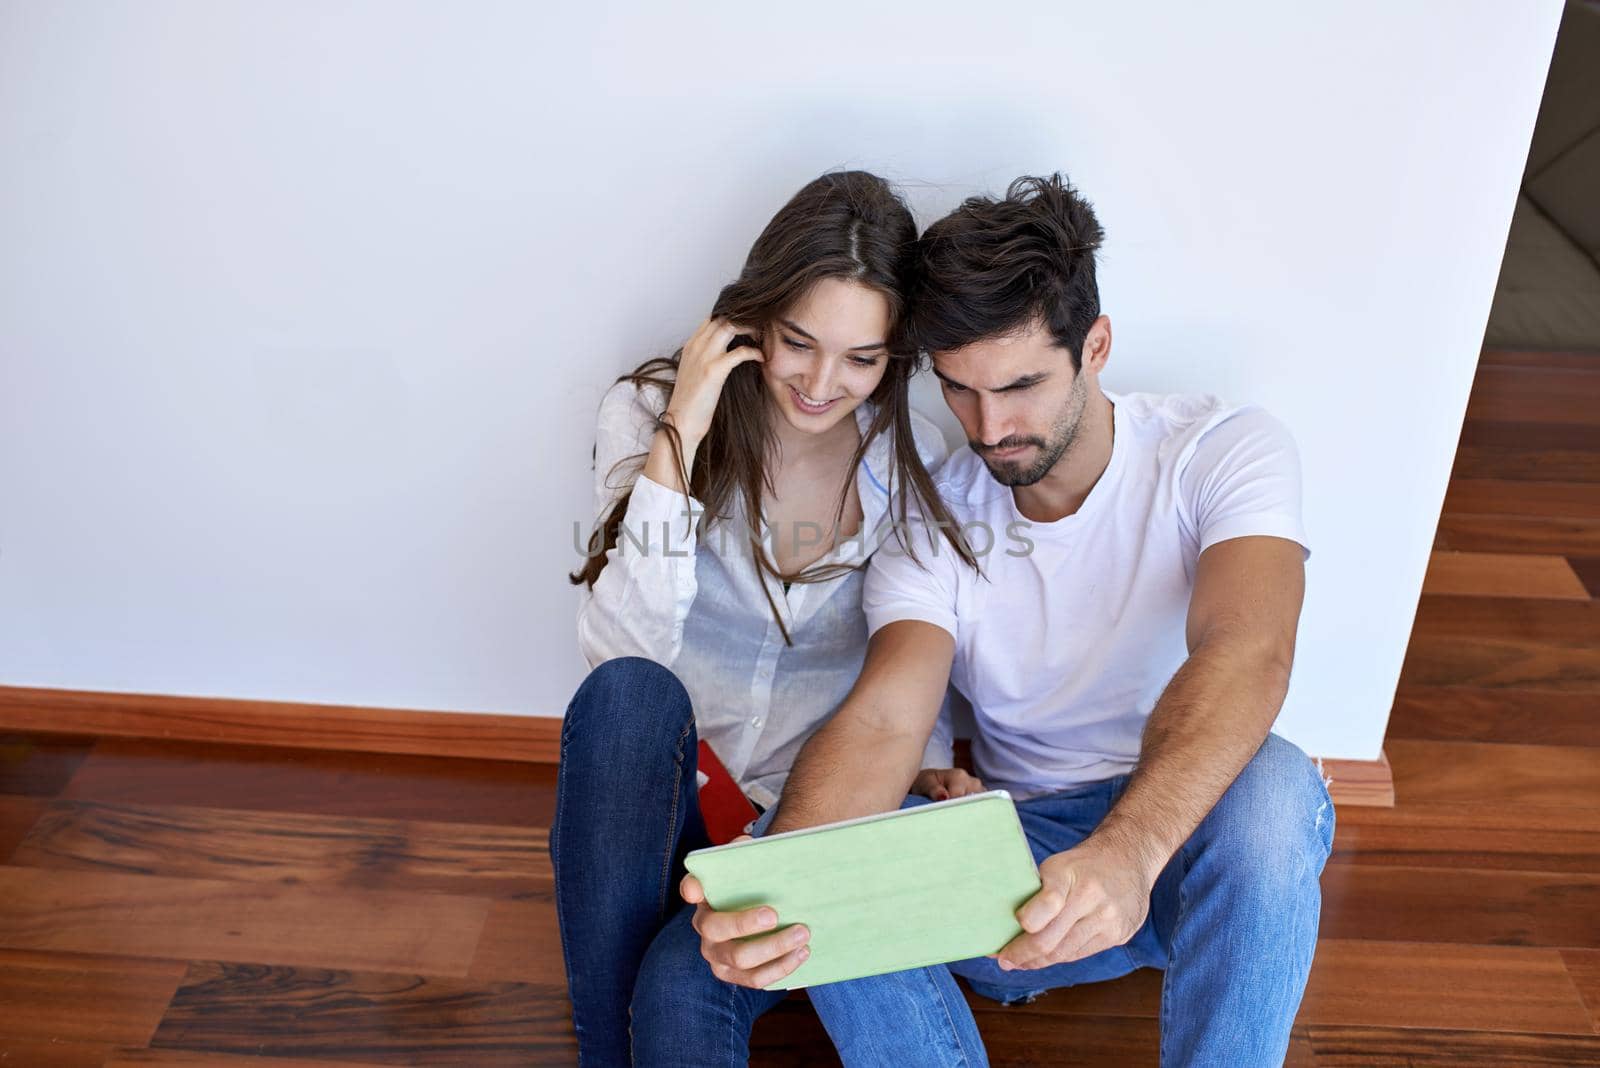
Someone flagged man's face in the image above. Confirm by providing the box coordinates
[931,318,1099,487]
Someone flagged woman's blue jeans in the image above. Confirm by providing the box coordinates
[551,656,984,1066]
[550,656,783,1065]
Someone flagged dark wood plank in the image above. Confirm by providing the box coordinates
[1399,632,1600,690]
[1562,949,1600,1032]
[0,795,44,862]
[9,799,550,900]
[1410,596,1600,647]
[468,900,566,984]
[147,961,576,1066]
[1464,365,1600,427]
[0,1037,114,1067]
[0,732,97,797]
[0,866,492,977]
[0,948,187,1046]
[1301,1025,1600,1065]
[104,1050,394,1067]
[950,941,1594,1036]
[1301,941,1595,1035]
[1319,864,1600,948]
[1436,514,1600,555]
[1387,687,1600,747]
[1422,551,1590,599]
[1386,740,1600,808]
[60,736,557,827]
[1452,445,1600,484]
[1399,634,1600,690]
[1571,557,1600,599]
[1400,598,1600,690]
[1478,350,1600,370]
[1330,800,1600,874]
[967,1011,1160,1066]
[1457,418,1600,453]
[750,997,839,1067]
[1445,480,1600,521]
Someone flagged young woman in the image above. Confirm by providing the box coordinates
[553,171,981,1065]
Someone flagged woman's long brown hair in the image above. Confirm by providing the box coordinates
[570,170,978,643]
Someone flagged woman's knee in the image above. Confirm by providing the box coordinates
[564,657,693,749]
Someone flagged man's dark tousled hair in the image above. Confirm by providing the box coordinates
[897,173,1105,369]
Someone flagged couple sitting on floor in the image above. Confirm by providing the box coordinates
[552,169,1333,1068]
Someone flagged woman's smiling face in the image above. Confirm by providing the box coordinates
[759,277,891,435]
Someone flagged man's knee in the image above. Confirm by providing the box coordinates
[1198,733,1334,889]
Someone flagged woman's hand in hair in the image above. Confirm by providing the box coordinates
[664,316,764,442]
[912,767,987,802]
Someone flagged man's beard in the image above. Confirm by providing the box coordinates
[975,373,1088,487]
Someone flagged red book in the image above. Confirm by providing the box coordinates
[696,739,760,845]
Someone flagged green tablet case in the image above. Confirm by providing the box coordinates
[684,790,1042,989]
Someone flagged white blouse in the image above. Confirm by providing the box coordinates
[576,378,956,808]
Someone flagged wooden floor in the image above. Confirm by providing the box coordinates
[2,348,1598,1066]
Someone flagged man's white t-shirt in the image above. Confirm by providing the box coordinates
[863,390,1311,800]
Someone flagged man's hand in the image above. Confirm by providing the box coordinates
[679,841,811,989]
[911,767,987,801]
[992,837,1157,971]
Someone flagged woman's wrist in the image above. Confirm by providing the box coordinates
[661,405,707,446]
[644,415,702,495]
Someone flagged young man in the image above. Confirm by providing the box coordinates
[681,174,1333,1066]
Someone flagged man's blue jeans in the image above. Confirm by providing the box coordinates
[746,731,1336,1067]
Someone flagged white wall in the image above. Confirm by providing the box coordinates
[0,1,1561,761]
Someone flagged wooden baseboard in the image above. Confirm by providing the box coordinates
[1318,752,1395,807]
[0,684,562,764]
[0,684,1395,806]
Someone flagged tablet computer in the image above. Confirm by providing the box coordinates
[684,790,1041,989]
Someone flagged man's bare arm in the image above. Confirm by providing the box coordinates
[766,619,957,835]
[1092,534,1306,878]
[997,535,1306,970]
